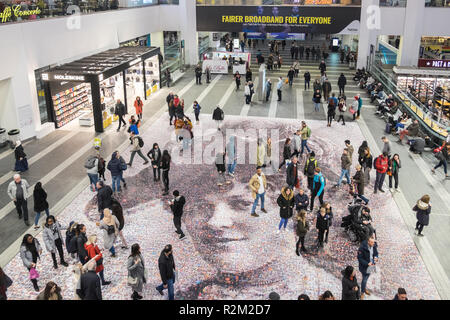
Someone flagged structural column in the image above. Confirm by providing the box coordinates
[357,0,379,69]
[179,0,199,66]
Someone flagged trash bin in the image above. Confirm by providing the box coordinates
[0,128,7,148]
[8,129,20,149]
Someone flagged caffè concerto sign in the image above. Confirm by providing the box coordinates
[0,5,41,23]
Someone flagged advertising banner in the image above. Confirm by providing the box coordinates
[196,5,361,34]
[418,59,450,69]
[202,60,229,74]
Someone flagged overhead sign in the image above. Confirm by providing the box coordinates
[196,6,361,34]
[418,59,450,69]
[0,5,41,23]
[42,74,86,81]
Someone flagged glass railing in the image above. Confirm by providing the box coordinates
[369,64,449,139]
[379,0,407,6]
[196,0,361,6]
[0,0,177,25]
[425,0,450,7]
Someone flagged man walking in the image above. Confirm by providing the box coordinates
[310,168,325,212]
[277,77,283,102]
[76,260,102,300]
[212,105,225,131]
[249,166,268,217]
[300,121,312,157]
[304,71,311,90]
[286,156,299,190]
[381,136,391,158]
[265,78,272,102]
[358,237,379,300]
[156,244,176,300]
[114,99,126,132]
[169,190,186,240]
[127,132,149,167]
[7,174,31,226]
[96,180,112,219]
[335,148,351,187]
[304,152,317,191]
[338,73,347,96]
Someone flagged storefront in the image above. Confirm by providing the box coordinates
[41,47,161,133]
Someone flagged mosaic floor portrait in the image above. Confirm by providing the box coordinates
[4,113,440,300]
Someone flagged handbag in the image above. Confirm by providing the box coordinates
[29,267,40,280]
[96,257,103,267]
[127,276,138,286]
[366,265,377,274]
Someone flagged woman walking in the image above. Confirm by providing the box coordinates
[337,98,347,125]
[14,141,28,172]
[97,208,119,257]
[322,203,334,243]
[84,235,111,286]
[127,243,146,300]
[278,138,292,171]
[234,71,241,90]
[341,266,360,300]
[327,99,336,127]
[276,186,294,233]
[20,234,42,292]
[111,199,128,249]
[358,147,373,185]
[43,215,68,269]
[36,281,63,300]
[160,150,171,196]
[413,195,431,237]
[388,154,401,193]
[295,210,309,255]
[134,96,143,120]
[33,182,49,230]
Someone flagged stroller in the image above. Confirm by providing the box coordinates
[341,199,373,243]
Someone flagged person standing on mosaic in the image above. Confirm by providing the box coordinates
[156,244,176,300]
[388,154,401,193]
[256,138,266,168]
[96,180,113,219]
[373,152,389,194]
[295,209,309,255]
[170,190,186,240]
[226,135,237,177]
[76,224,89,265]
[42,215,69,270]
[84,235,111,286]
[160,150,171,196]
[147,143,162,182]
[276,186,294,234]
[77,259,102,300]
[128,243,146,300]
[286,156,299,190]
[357,236,378,300]
[278,138,291,172]
[97,208,119,258]
[341,266,360,300]
[359,147,373,186]
[7,173,31,226]
[216,151,228,187]
[413,194,431,237]
[0,267,13,300]
[316,207,330,248]
[20,234,42,292]
[249,166,267,217]
[310,168,325,212]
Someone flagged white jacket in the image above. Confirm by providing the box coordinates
[244,85,251,96]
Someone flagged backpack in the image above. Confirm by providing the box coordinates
[306,127,311,138]
[137,136,144,148]
[68,234,78,254]
[84,155,97,169]
[106,225,115,235]
[306,159,317,176]
[120,158,127,171]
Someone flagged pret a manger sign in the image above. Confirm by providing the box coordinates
[0,5,41,23]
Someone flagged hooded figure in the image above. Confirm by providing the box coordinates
[14,141,28,172]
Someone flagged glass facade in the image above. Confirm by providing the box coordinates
[196,0,361,5]
[0,0,178,25]
[379,0,407,6]
[425,0,450,6]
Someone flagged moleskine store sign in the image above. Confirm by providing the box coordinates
[196,5,361,34]
[0,5,41,23]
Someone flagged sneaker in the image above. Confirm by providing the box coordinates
[228,173,235,178]
[34,226,40,230]
[417,233,424,237]
[24,221,30,227]
[127,163,132,167]
[179,234,186,240]
[379,188,385,193]
[111,253,116,258]
[301,247,308,253]
[276,229,280,234]
[33,283,40,292]
[61,261,69,267]
[217,183,223,186]
[261,208,268,213]
[143,161,149,165]
[389,188,394,193]
[102,281,112,286]
[251,213,259,217]
[156,288,164,296]
[360,293,365,300]
[53,263,58,269]
[123,183,127,189]
[295,250,300,256]
[365,289,372,296]
[121,246,129,249]
[373,189,377,194]
[395,188,400,193]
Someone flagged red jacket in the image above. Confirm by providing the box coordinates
[374,155,388,174]
[84,243,104,273]
[134,99,143,114]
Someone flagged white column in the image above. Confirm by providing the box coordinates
[357,0,379,69]
[397,0,425,67]
[179,0,199,66]
[150,32,165,57]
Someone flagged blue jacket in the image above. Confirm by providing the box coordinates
[129,124,139,135]
[357,240,378,274]
[312,172,325,196]
[107,153,122,177]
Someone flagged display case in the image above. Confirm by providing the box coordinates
[144,56,160,98]
[52,83,91,128]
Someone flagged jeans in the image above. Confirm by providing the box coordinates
[109,246,116,256]
[337,169,351,185]
[277,89,282,101]
[305,81,310,90]
[266,91,271,102]
[227,160,237,174]
[300,139,311,156]
[34,208,50,226]
[374,172,386,191]
[339,86,345,95]
[434,160,448,174]
[288,77,293,86]
[278,218,288,230]
[120,172,126,184]
[112,175,121,192]
[129,150,148,165]
[356,194,369,204]
[14,199,29,222]
[182,137,191,151]
[361,271,370,294]
[156,278,175,300]
[245,95,251,104]
[152,166,161,180]
[251,192,265,214]
[88,173,99,191]
[194,111,200,122]
[314,102,321,112]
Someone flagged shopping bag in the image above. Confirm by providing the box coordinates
[285,79,289,84]
[29,267,40,280]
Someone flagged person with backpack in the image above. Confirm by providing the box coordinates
[33,182,49,230]
[115,99,126,132]
[85,155,99,192]
[160,150,171,196]
[76,224,89,265]
[373,152,389,194]
[20,234,42,292]
[276,186,295,233]
[300,121,312,157]
[212,106,224,131]
[431,143,449,178]
[304,71,311,90]
[107,151,123,195]
[42,215,68,269]
[96,208,119,258]
[310,168,326,212]
[84,235,111,286]
[304,152,317,191]
[337,98,347,125]
[127,132,149,167]
[193,101,201,124]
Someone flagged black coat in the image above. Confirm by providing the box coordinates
[277,193,294,219]
[319,62,326,72]
[212,107,224,120]
[76,233,88,263]
[353,170,365,195]
[294,193,309,210]
[33,188,49,212]
[358,154,373,169]
[77,270,102,300]
[341,273,360,300]
[283,144,291,160]
[170,196,185,218]
[14,145,26,161]
[357,240,378,273]
[338,75,347,87]
[316,212,329,231]
[147,148,162,166]
[97,185,113,211]
[158,251,176,285]
[286,162,299,187]
[114,102,125,117]
[413,202,431,226]
[304,72,311,82]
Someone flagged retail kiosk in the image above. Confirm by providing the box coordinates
[41,46,161,133]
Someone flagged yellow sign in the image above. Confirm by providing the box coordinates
[0,5,41,23]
